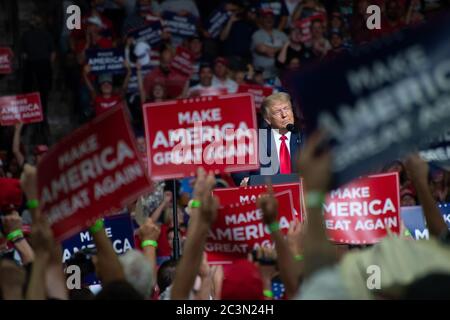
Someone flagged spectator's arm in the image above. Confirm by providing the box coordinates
[0,260,26,300]
[177,79,191,99]
[91,219,125,284]
[291,4,304,22]
[82,64,97,99]
[171,168,218,299]
[278,16,288,31]
[45,244,68,300]
[121,60,132,97]
[258,185,301,298]
[298,131,337,278]
[194,253,214,300]
[20,164,39,222]
[1,211,35,264]
[219,14,238,42]
[136,63,147,103]
[150,191,172,223]
[12,123,25,167]
[276,41,290,66]
[138,217,161,276]
[405,154,448,237]
[26,218,53,300]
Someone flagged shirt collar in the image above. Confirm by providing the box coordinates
[272,129,291,141]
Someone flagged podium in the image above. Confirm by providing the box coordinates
[248,174,300,186]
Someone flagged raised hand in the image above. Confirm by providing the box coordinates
[138,217,161,241]
[193,168,219,226]
[257,184,278,225]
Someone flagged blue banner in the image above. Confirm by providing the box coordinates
[128,20,162,47]
[206,7,230,39]
[285,14,450,187]
[86,48,125,74]
[401,204,450,240]
[62,213,135,285]
[162,11,198,38]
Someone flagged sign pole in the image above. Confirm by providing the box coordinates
[172,179,181,260]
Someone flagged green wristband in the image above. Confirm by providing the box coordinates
[141,240,158,249]
[306,191,326,209]
[263,290,274,299]
[188,199,201,208]
[27,199,39,209]
[89,219,104,234]
[294,254,304,262]
[268,222,280,233]
[7,229,24,241]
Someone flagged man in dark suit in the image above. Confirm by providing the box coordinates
[234,92,305,186]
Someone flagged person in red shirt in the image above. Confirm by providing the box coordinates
[83,61,131,116]
[142,46,189,100]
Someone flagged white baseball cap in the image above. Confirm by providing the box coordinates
[134,42,151,66]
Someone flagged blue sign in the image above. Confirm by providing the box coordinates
[62,213,135,285]
[162,11,198,38]
[400,203,450,240]
[62,213,135,263]
[285,14,450,187]
[206,7,230,39]
[128,20,163,47]
[86,48,125,74]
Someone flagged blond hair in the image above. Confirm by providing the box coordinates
[261,92,292,119]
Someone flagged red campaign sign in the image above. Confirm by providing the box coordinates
[0,92,43,126]
[323,172,400,244]
[295,13,326,43]
[0,47,13,74]
[143,93,259,180]
[37,106,152,241]
[237,84,273,110]
[206,191,296,264]
[213,181,305,222]
[170,46,194,76]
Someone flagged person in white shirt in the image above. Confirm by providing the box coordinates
[187,63,228,97]
[211,57,238,94]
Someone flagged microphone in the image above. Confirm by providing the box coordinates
[286,124,295,132]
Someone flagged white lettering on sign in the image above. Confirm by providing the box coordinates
[324,198,396,217]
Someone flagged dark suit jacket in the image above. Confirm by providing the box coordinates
[232,127,306,185]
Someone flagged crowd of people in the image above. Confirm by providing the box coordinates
[1,0,450,301]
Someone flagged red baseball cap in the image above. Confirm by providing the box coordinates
[34,144,49,156]
[214,57,229,66]
[0,178,23,212]
[221,259,264,300]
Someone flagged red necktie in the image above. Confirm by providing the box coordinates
[279,135,291,174]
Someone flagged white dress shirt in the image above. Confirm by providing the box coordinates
[272,129,291,160]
